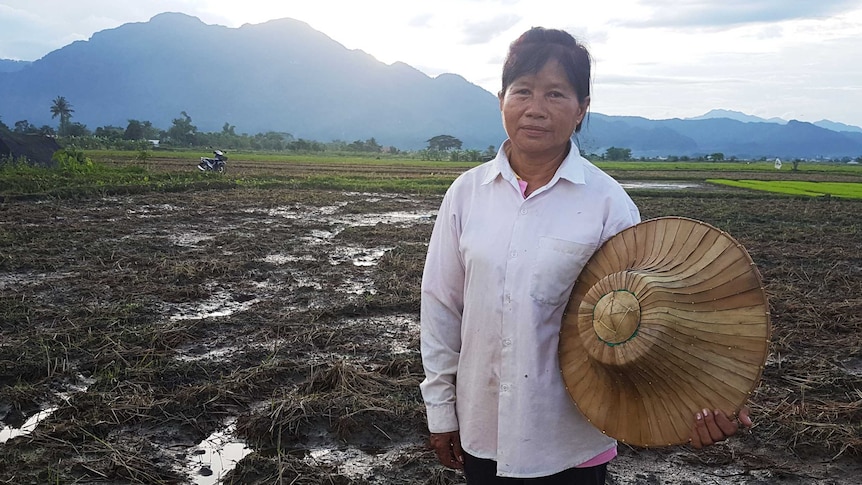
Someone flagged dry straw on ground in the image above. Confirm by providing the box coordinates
[1,179,861,483]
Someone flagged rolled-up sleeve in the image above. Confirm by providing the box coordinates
[419,191,465,433]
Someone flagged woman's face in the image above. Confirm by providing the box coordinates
[499,60,589,161]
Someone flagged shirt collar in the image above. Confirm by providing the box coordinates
[482,139,587,186]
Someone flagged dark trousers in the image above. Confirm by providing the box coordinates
[463,454,607,485]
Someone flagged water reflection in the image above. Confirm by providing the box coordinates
[619,181,704,190]
[0,408,57,443]
[189,421,251,485]
[169,290,260,321]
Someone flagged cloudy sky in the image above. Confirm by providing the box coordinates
[2,0,862,127]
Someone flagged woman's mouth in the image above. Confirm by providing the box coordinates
[521,125,549,136]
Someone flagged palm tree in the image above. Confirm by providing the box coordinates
[50,96,74,136]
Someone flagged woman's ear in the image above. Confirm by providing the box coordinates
[575,96,591,132]
[578,96,591,123]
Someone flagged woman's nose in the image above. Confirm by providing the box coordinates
[524,97,548,118]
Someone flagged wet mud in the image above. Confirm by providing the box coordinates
[1,186,860,484]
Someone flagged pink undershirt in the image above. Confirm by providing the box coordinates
[516,176,618,468]
[517,178,529,197]
[577,447,617,468]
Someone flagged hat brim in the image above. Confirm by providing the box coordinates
[559,217,771,447]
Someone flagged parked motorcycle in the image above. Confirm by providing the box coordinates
[198,149,228,173]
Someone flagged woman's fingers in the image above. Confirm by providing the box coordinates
[691,410,713,448]
[429,431,464,469]
[739,406,753,428]
[713,409,738,436]
[690,406,754,449]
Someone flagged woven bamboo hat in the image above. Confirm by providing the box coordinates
[559,217,771,448]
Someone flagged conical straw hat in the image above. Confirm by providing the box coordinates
[559,217,771,448]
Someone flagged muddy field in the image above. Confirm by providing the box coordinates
[1,164,861,484]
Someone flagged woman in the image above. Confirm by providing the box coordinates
[419,27,750,484]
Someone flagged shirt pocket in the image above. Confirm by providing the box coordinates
[529,237,597,306]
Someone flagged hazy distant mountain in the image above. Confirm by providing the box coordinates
[689,109,862,135]
[0,13,860,158]
[688,109,787,125]
[0,59,31,73]
[812,119,862,134]
[580,114,862,159]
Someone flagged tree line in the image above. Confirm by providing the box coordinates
[13,95,856,164]
[2,96,486,157]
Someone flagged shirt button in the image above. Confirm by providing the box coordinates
[520,208,528,215]
[510,250,517,258]
[501,384,511,392]
[503,339,512,347]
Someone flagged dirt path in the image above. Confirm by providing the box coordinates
[1,187,860,484]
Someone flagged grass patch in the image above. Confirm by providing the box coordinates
[7,149,862,202]
[1,159,458,199]
[0,155,231,199]
[87,149,862,174]
[708,179,862,199]
[86,148,479,168]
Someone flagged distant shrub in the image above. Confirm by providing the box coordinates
[53,147,98,173]
[135,150,151,162]
[0,154,31,170]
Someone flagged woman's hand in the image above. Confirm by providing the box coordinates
[690,406,753,449]
[429,431,464,469]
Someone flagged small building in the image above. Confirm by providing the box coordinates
[0,131,61,167]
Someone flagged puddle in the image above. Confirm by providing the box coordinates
[170,290,260,321]
[169,232,215,247]
[0,374,94,444]
[386,316,419,355]
[176,345,239,362]
[253,203,347,221]
[330,246,393,267]
[300,229,339,244]
[0,407,58,443]
[333,314,418,353]
[262,243,392,295]
[318,203,350,215]
[304,443,416,480]
[620,181,704,190]
[252,280,277,290]
[187,421,251,485]
[127,204,184,218]
[250,205,432,229]
[293,276,324,290]
[338,276,376,295]
[341,191,405,199]
[329,211,433,227]
[262,253,316,265]
[0,271,79,290]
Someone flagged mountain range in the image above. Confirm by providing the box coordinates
[1,12,861,159]
[688,109,862,134]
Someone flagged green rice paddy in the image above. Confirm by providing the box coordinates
[708,179,862,199]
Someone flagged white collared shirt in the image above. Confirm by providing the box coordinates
[420,141,641,478]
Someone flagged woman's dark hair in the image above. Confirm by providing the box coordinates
[501,27,592,132]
